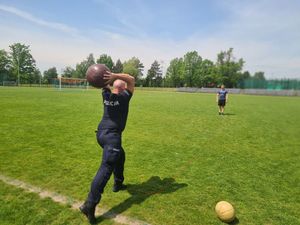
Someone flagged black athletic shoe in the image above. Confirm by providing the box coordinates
[219,112,221,115]
[113,183,127,192]
[79,201,97,224]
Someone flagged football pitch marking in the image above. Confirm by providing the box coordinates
[0,174,151,225]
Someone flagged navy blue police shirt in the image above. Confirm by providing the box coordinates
[218,90,228,100]
[98,87,132,133]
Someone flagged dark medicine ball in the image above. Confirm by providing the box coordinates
[86,64,110,88]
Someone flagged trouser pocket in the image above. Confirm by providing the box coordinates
[103,147,121,165]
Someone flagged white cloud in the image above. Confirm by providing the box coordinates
[1,1,299,79]
[194,0,300,78]
[0,4,78,34]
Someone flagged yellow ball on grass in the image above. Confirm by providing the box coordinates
[215,201,235,223]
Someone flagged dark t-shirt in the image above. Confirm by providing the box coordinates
[218,90,228,100]
[98,88,132,132]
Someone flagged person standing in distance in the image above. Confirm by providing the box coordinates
[216,85,228,115]
[80,72,135,224]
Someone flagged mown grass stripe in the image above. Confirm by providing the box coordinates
[0,174,150,225]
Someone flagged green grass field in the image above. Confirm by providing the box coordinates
[0,87,299,225]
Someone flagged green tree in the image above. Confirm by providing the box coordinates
[197,59,217,87]
[242,71,251,80]
[123,63,139,79]
[165,58,185,87]
[62,66,76,78]
[238,71,251,88]
[166,58,184,87]
[112,59,123,73]
[216,48,244,88]
[96,54,114,70]
[32,68,42,85]
[146,60,162,87]
[0,49,11,83]
[246,71,266,88]
[183,51,202,87]
[87,53,95,65]
[9,43,37,85]
[123,57,144,85]
[253,71,265,80]
[43,67,58,83]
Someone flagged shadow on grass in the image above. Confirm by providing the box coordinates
[96,176,188,223]
[223,113,235,116]
[227,217,239,225]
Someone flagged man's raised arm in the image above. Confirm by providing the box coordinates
[104,72,135,93]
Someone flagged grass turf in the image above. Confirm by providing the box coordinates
[0,180,120,225]
[0,87,299,225]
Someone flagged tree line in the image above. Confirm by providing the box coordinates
[0,43,267,88]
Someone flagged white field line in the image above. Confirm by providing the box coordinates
[0,174,150,225]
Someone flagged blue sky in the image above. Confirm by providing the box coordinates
[0,0,299,78]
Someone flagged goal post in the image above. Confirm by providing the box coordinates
[52,77,89,90]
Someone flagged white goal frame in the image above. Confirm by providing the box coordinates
[55,77,89,90]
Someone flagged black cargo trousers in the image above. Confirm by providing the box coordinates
[87,129,125,204]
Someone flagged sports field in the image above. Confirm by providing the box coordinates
[0,87,299,225]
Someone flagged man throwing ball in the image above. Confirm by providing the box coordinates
[216,85,228,115]
[80,72,135,224]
